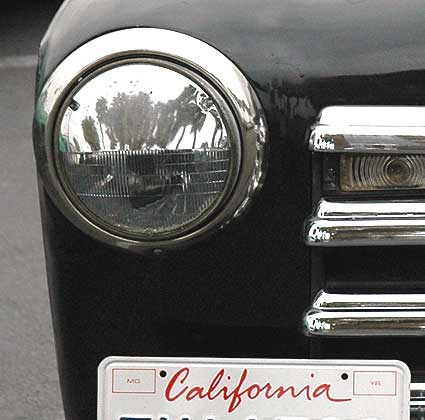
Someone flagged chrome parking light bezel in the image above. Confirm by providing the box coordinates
[309,106,425,154]
[305,105,425,246]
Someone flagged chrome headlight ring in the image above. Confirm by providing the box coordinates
[34,28,268,253]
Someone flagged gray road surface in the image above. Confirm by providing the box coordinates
[1,3,65,420]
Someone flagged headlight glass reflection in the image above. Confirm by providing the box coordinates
[56,63,240,238]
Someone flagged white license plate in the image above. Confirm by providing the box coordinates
[98,357,410,420]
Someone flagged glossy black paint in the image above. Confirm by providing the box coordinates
[34,1,425,420]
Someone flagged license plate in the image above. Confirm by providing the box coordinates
[98,357,410,420]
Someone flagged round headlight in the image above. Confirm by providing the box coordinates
[34,28,267,253]
[56,61,240,239]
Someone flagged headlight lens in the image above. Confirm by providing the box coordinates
[35,28,268,252]
[56,63,240,239]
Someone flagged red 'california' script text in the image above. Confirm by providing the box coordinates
[165,368,352,414]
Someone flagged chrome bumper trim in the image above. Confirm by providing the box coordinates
[304,309,425,336]
[309,106,425,154]
[411,383,425,411]
[411,383,425,420]
[305,199,425,246]
[313,291,425,310]
[303,291,425,337]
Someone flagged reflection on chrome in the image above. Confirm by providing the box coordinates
[313,290,425,310]
[411,382,425,420]
[309,106,425,154]
[303,291,425,337]
[304,309,425,336]
[305,198,425,246]
[57,63,235,236]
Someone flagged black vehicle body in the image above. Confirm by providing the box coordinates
[34,1,425,420]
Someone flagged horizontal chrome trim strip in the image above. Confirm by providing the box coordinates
[410,383,425,420]
[411,383,425,412]
[318,106,425,127]
[314,199,425,220]
[313,291,425,310]
[305,199,425,246]
[304,291,425,336]
[304,309,425,336]
[309,106,425,153]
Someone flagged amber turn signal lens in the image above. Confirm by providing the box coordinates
[340,154,425,191]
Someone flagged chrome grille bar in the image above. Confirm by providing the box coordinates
[303,293,425,416]
[411,383,425,420]
[313,290,425,310]
[304,310,425,336]
[309,106,425,154]
[305,199,425,246]
[303,291,425,337]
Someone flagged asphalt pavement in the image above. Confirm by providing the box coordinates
[1,2,65,419]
